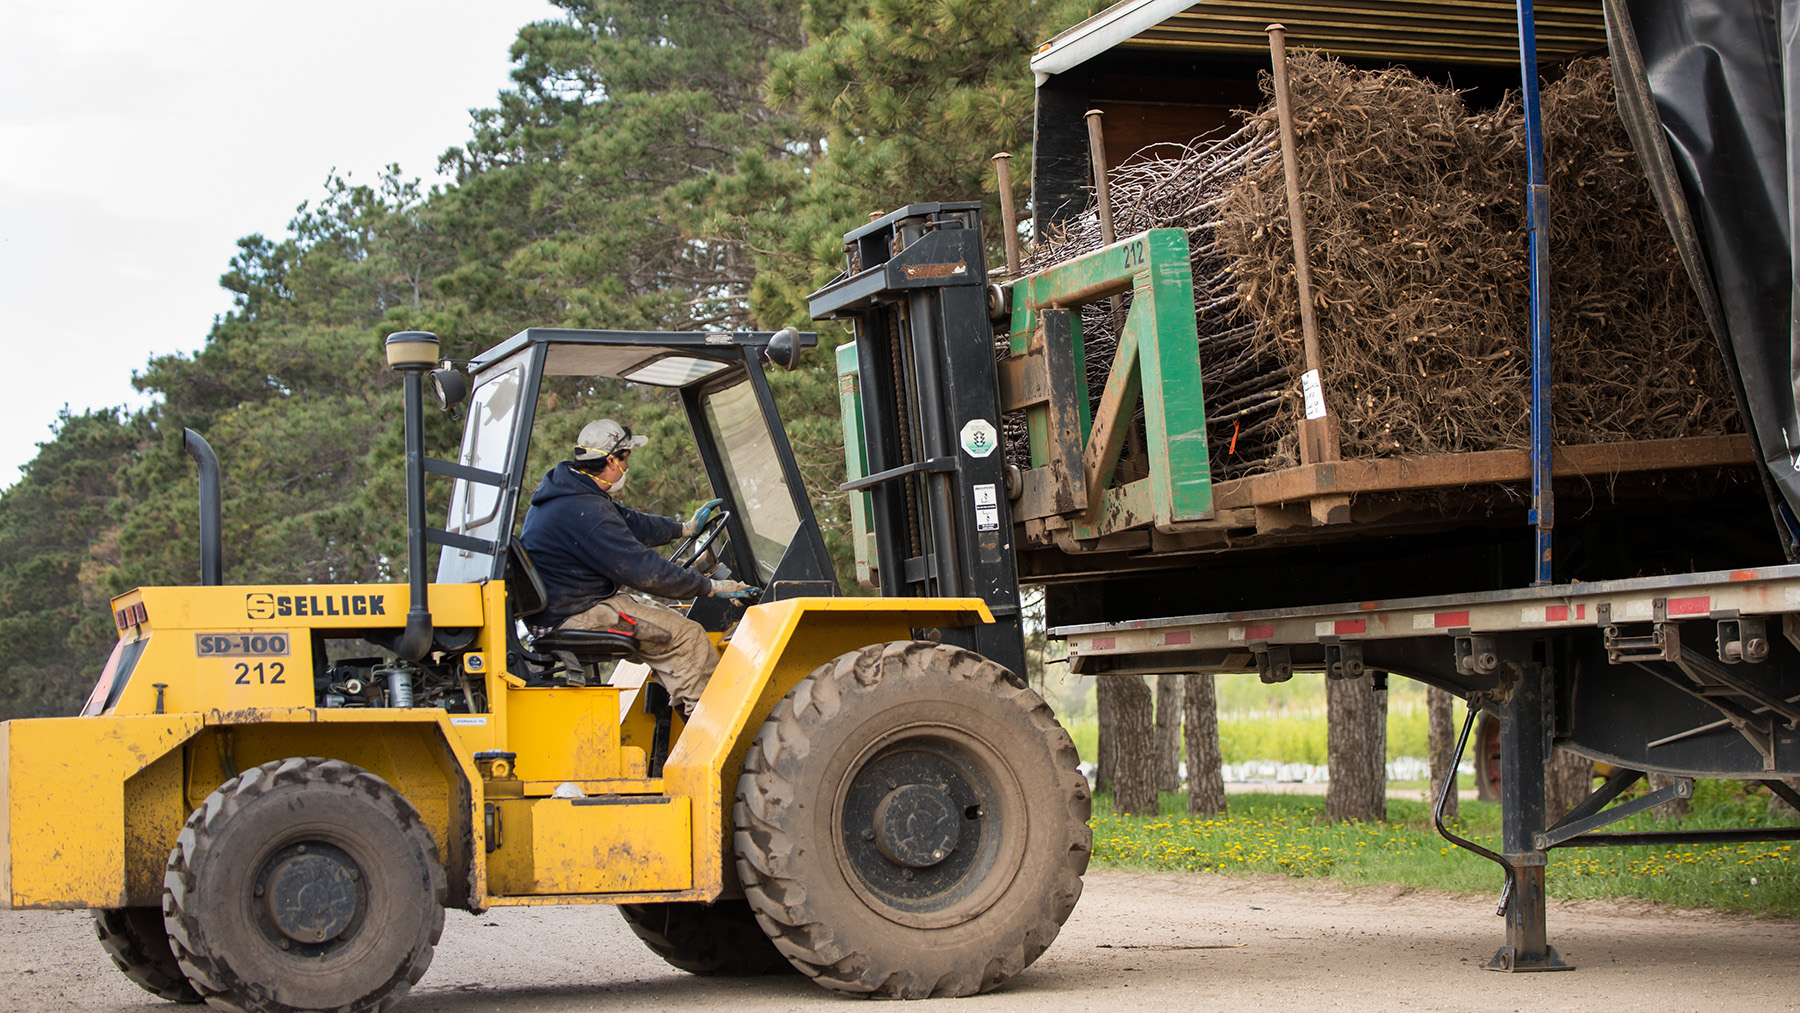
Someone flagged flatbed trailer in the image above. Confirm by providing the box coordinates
[994,0,1800,972]
[1055,563,1800,969]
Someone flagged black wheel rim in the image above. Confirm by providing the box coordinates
[250,839,368,958]
[833,723,1027,929]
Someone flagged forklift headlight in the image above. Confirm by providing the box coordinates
[431,367,469,409]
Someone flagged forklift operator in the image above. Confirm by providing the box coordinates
[518,418,749,714]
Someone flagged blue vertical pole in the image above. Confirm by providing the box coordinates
[1519,0,1553,586]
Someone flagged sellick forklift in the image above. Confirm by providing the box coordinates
[0,203,1089,1011]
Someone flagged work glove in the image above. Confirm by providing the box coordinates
[710,578,750,596]
[682,498,725,537]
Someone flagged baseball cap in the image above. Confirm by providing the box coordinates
[574,419,649,461]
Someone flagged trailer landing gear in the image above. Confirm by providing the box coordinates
[1436,662,1570,972]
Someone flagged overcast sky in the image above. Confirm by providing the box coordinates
[0,0,560,489]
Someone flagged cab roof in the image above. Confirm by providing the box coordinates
[470,328,817,389]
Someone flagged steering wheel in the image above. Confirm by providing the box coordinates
[671,509,730,571]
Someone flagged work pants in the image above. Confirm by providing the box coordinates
[559,593,718,715]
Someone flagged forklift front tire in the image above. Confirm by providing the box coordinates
[734,641,1091,998]
[162,757,446,1013]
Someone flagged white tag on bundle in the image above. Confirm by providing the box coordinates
[1302,369,1328,420]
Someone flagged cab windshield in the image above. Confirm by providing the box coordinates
[703,380,802,582]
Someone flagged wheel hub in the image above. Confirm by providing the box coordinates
[837,730,1024,928]
[873,783,961,867]
[260,843,361,945]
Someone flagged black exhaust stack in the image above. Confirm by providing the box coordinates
[183,428,223,586]
[385,331,440,661]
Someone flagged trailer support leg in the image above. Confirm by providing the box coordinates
[1488,661,1571,972]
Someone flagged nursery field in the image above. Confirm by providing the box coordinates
[1088,785,1799,914]
[1054,672,1798,912]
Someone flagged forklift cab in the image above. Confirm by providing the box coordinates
[432,328,837,634]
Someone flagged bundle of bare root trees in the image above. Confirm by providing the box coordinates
[1034,53,1738,481]
[1026,124,1287,479]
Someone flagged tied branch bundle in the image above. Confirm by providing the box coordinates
[1025,124,1285,479]
[1027,52,1737,482]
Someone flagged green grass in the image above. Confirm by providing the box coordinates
[1088,785,1800,914]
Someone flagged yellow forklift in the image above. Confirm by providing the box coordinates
[0,204,1090,1011]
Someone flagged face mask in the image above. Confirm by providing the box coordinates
[607,469,629,492]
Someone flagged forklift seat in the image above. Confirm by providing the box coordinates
[505,543,674,770]
[506,542,640,667]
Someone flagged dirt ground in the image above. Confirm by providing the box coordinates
[5,870,1793,1012]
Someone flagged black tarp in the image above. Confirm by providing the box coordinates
[1607,0,1800,556]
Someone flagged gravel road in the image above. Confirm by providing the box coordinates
[5,870,1794,1012]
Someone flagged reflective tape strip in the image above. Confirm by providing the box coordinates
[1668,596,1710,616]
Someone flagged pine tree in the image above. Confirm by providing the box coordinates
[1183,672,1226,815]
[0,410,148,718]
[0,0,1116,717]
[1154,673,1183,792]
[1109,674,1159,815]
[1326,673,1387,822]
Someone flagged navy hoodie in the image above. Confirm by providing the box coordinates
[518,461,711,625]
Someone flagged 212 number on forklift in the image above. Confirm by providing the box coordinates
[231,661,285,685]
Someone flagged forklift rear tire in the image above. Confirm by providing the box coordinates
[733,641,1092,997]
[94,906,202,1004]
[162,757,446,1013]
[617,900,800,976]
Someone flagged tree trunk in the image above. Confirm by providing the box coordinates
[1426,686,1459,823]
[1154,674,1184,793]
[1645,771,1691,821]
[1326,674,1386,822]
[1110,675,1160,815]
[1095,677,1116,794]
[1771,778,1800,818]
[1183,672,1227,815]
[1543,748,1593,823]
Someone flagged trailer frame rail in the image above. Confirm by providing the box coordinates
[1056,563,1800,678]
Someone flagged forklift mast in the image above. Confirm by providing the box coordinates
[809,203,1026,678]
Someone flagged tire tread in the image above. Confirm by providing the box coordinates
[162,757,445,1013]
[733,641,1091,998]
